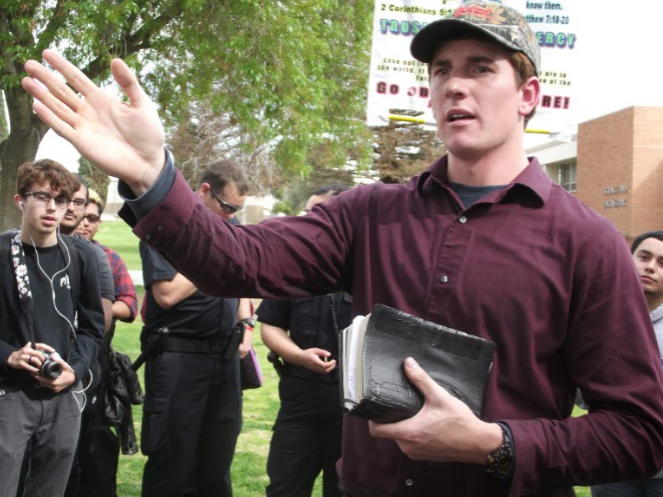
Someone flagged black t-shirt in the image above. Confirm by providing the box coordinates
[256,292,353,360]
[24,243,76,356]
[140,242,238,339]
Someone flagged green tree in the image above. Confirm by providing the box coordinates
[78,156,110,202]
[0,0,373,230]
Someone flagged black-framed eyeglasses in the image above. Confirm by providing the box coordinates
[23,191,71,210]
[70,198,87,210]
[83,214,100,223]
[210,187,243,214]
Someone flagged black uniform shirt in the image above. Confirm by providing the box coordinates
[256,292,353,360]
[140,242,238,340]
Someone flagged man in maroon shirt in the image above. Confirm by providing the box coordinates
[21,1,663,495]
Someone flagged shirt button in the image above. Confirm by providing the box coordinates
[144,234,152,242]
[405,479,414,486]
[459,216,468,224]
[440,275,449,283]
[156,224,164,232]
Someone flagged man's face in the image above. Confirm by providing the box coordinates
[60,185,87,234]
[633,237,663,298]
[200,182,247,221]
[75,203,101,241]
[429,38,538,160]
[17,182,68,237]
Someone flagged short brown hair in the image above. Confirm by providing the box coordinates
[16,159,81,198]
[508,51,537,126]
[198,160,249,196]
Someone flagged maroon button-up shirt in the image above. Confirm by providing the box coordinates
[123,155,663,496]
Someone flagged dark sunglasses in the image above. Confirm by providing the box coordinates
[210,187,243,214]
[84,214,101,223]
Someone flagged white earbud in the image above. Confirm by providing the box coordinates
[18,201,24,211]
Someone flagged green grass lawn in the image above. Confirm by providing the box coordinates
[98,220,593,497]
[97,219,142,271]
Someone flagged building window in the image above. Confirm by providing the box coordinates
[559,162,577,193]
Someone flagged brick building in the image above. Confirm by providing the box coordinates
[529,106,663,242]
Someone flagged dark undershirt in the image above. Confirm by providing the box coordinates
[448,181,506,208]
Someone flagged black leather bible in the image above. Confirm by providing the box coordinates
[339,304,496,423]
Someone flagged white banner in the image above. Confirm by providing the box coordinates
[509,0,577,134]
[366,0,578,135]
[366,0,460,126]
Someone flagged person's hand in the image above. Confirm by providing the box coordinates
[6,342,54,373]
[295,348,337,374]
[31,352,77,393]
[22,50,165,195]
[238,327,253,359]
[369,358,503,464]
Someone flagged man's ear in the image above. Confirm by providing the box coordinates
[14,194,24,212]
[197,183,210,200]
[519,76,540,118]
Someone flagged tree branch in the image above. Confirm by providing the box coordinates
[82,2,185,80]
[35,0,68,53]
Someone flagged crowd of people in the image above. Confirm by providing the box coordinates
[4,1,663,496]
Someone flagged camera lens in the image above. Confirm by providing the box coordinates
[42,361,62,379]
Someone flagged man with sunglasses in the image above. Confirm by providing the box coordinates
[138,160,253,497]
[0,159,104,497]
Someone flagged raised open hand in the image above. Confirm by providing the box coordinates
[22,50,166,195]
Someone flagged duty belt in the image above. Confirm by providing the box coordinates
[283,362,339,384]
[156,335,234,354]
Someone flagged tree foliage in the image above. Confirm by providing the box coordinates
[0,0,374,230]
[370,120,446,184]
[78,156,110,203]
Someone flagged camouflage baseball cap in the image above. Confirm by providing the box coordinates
[410,0,540,74]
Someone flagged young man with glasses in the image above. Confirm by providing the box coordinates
[59,179,115,333]
[56,179,115,497]
[0,159,104,497]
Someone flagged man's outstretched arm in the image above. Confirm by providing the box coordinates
[22,50,165,195]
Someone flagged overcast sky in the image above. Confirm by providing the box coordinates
[38,1,663,168]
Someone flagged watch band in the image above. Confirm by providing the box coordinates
[485,423,514,478]
[240,317,256,328]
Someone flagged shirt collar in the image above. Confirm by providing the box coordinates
[418,155,553,206]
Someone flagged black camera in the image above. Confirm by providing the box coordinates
[38,351,62,379]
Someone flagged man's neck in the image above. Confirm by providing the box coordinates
[20,223,58,248]
[646,294,663,313]
[447,139,529,186]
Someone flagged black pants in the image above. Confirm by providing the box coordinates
[141,351,242,497]
[64,402,120,497]
[267,375,343,497]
